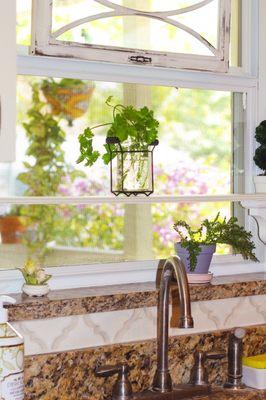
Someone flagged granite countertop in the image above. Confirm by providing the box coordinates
[186,388,266,400]
[129,387,266,400]
[113,389,266,400]
[24,325,266,399]
[8,272,266,322]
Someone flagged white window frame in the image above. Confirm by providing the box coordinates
[31,0,231,73]
[1,0,265,293]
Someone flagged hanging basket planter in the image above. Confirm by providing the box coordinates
[41,79,94,126]
[0,215,26,244]
[106,137,159,196]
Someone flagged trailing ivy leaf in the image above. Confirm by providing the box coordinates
[17,81,85,264]
[102,153,111,165]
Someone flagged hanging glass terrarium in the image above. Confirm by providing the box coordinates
[106,137,159,196]
[77,97,160,196]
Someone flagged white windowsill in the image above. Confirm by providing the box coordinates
[1,257,265,294]
[0,194,265,205]
[17,53,258,92]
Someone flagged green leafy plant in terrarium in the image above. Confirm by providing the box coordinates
[254,120,266,175]
[77,96,159,192]
[174,213,258,271]
[18,82,82,264]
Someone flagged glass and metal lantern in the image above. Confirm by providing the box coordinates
[106,137,159,196]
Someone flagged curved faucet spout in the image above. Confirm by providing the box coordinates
[152,256,194,393]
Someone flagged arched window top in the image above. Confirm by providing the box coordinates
[32,0,231,72]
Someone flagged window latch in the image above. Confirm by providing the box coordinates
[129,55,152,64]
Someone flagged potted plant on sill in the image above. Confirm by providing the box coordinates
[0,206,25,244]
[77,96,159,196]
[253,120,266,193]
[19,259,51,297]
[41,78,94,126]
[173,213,258,283]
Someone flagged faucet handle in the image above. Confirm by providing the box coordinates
[189,350,226,386]
[206,351,226,360]
[95,363,129,376]
[95,363,133,399]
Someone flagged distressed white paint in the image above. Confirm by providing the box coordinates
[17,53,257,90]
[31,0,231,73]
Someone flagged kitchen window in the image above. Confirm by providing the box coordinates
[0,0,263,293]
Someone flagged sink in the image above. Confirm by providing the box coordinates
[131,384,214,399]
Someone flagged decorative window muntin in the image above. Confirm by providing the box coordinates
[31,0,231,72]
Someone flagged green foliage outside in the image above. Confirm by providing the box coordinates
[153,87,231,170]
[17,83,83,264]
[14,75,232,265]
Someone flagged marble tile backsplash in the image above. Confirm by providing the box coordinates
[13,294,266,355]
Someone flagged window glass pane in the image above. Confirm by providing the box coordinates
[106,0,206,11]
[53,0,218,56]
[0,77,245,269]
[3,76,241,198]
[17,0,32,46]
[52,0,110,32]
[0,201,231,270]
[172,0,219,49]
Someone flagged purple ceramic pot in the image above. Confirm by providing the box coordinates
[174,243,216,274]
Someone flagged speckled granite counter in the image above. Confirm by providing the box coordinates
[8,272,266,321]
[24,324,266,400]
[186,389,266,400]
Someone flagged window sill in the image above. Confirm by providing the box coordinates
[7,272,266,322]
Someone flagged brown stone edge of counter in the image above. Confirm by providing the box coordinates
[24,324,266,400]
[8,272,266,322]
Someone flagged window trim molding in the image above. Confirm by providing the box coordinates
[241,0,259,76]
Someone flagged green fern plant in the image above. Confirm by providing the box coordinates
[173,213,258,271]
